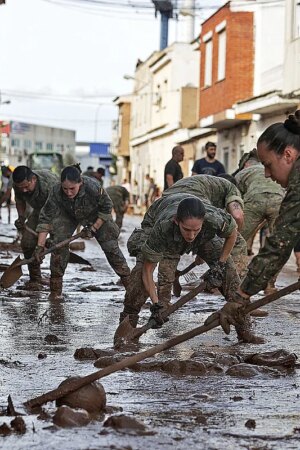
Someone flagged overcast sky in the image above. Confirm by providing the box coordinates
[0,0,224,142]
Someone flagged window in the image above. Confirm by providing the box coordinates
[24,139,32,149]
[11,138,20,147]
[46,143,53,151]
[294,0,300,38]
[35,141,43,150]
[217,30,226,81]
[204,39,213,87]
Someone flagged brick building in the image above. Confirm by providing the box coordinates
[197,0,298,174]
[199,3,254,120]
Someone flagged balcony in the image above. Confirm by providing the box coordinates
[235,91,299,116]
[199,109,252,130]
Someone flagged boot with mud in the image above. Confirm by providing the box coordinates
[264,278,278,295]
[235,315,265,344]
[22,263,43,291]
[48,277,63,301]
[119,310,139,328]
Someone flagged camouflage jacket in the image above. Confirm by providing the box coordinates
[235,164,285,202]
[83,171,104,188]
[106,186,130,207]
[241,157,300,295]
[36,175,112,232]
[137,193,236,263]
[14,170,58,211]
[163,175,243,209]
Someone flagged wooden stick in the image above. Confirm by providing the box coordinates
[24,279,300,409]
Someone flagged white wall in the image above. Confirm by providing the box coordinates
[231,0,285,97]
[129,42,200,192]
[217,112,287,173]
[283,0,300,94]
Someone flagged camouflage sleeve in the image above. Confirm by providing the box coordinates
[97,188,113,221]
[35,188,58,232]
[235,171,246,197]
[215,209,237,238]
[224,184,244,209]
[141,223,166,263]
[241,174,300,296]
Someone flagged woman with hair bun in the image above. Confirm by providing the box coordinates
[118,193,261,343]
[206,110,300,335]
[35,165,130,299]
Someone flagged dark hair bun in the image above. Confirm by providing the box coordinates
[284,110,300,135]
[72,163,82,174]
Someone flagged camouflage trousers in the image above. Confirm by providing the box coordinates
[231,232,248,280]
[241,193,282,244]
[49,213,130,282]
[20,209,41,280]
[113,204,125,229]
[120,236,240,327]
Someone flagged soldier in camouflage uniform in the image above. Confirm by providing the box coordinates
[119,194,259,342]
[106,185,130,229]
[235,150,285,293]
[235,150,284,245]
[0,166,14,223]
[205,111,300,341]
[163,174,248,276]
[35,165,130,299]
[83,167,105,188]
[12,166,59,289]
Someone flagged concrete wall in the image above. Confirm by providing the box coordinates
[217,112,286,174]
[283,0,300,94]
[129,42,200,193]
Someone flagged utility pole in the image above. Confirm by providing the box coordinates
[152,0,173,50]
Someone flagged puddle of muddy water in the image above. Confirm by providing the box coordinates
[0,208,300,449]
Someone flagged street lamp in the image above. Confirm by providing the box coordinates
[123,74,135,81]
[123,74,151,92]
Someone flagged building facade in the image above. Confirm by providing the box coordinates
[199,0,300,173]
[129,42,200,196]
[0,120,76,169]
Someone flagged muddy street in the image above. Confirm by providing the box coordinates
[1,208,300,450]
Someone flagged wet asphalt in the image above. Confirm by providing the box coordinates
[0,206,300,449]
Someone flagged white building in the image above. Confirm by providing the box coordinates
[0,120,76,168]
[129,42,200,195]
[231,0,300,167]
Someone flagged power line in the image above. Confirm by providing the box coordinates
[1,113,113,123]
[1,89,115,105]
[41,0,224,19]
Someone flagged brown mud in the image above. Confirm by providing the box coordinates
[1,209,300,449]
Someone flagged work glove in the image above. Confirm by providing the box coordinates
[33,245,45,264]
[45,238,53,249]
[14,216,26,231]
[204,297,249,335]
[81,225,97,239]
[203,261,226,290]
[149,302,165,329]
